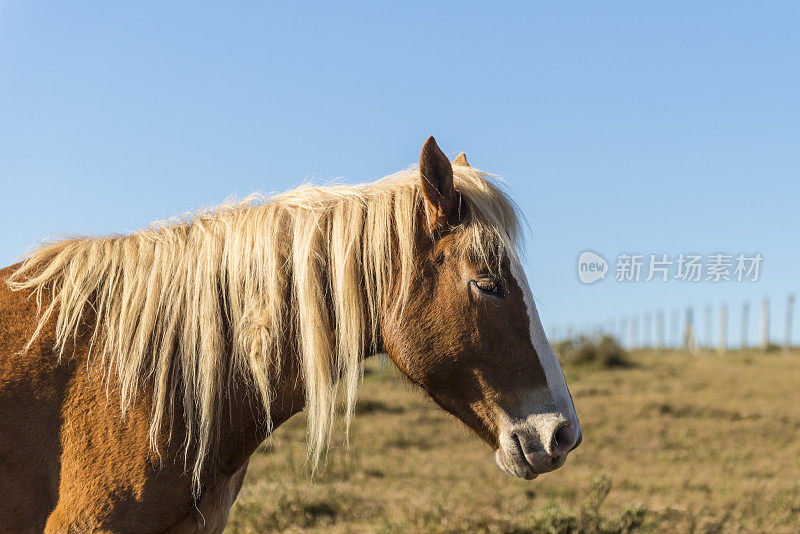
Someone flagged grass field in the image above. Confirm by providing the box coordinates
[226,350,800,533]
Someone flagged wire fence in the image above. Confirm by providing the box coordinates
[550,293,796,354]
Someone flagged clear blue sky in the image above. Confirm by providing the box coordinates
[2,2,798,345]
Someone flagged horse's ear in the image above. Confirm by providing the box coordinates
[453,152,470,167]
[419,135,457,229]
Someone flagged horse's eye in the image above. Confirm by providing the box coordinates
[473,278,504,297]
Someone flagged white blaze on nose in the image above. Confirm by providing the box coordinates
[508,255,578,425]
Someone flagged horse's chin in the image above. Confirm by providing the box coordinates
[494,447,539,480]
[494,434,571,480]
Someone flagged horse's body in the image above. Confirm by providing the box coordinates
[0,264,299,531]
[0,138,581,532]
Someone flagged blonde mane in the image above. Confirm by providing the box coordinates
[8,165,521,493]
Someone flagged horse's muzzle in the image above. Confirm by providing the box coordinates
[494,419,581,479]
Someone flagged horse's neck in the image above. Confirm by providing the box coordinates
[210,246,394,478]
[208,344,305,480]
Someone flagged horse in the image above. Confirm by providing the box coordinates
[0,137,581,532]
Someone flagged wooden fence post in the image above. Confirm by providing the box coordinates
[705,305,713,350]
[672,309,680,349]
[685,306,698,355]
[656,309,665,351]
[718,304,727,354]
[786,294,795,354]
[761,297,770,350]
[741,301,750,350]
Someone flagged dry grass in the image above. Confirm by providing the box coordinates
[226,350,800,533]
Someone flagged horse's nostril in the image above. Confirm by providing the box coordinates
[570,431,583,452]
[550,423,578,456]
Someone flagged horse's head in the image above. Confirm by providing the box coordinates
[382,137,580,480]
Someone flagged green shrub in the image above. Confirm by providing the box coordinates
[555,335,631,368]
